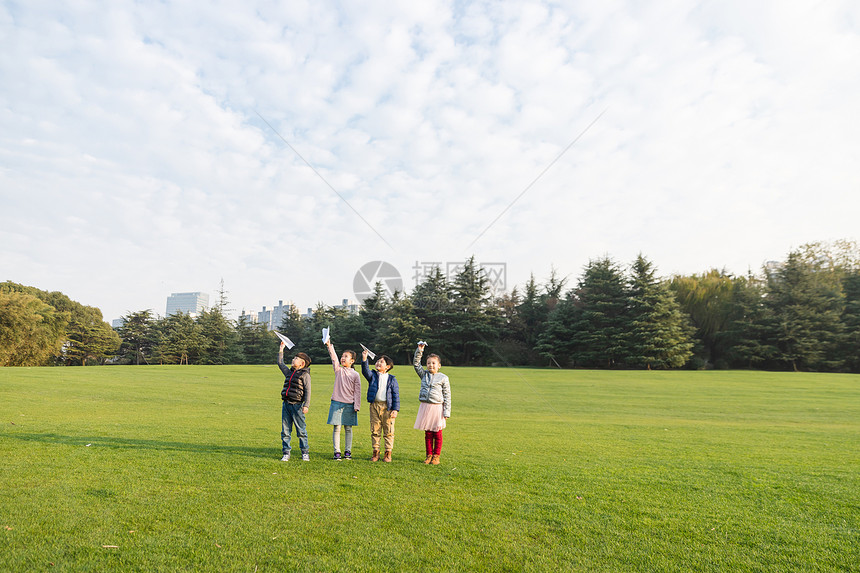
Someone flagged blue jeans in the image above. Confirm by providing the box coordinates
[282,402,308,454]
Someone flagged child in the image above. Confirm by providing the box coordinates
[278,342,312,461]
[361,349,400,462]
[325,339,361,460]
[413,342,451,465]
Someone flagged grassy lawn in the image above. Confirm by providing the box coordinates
[1,365,858,572]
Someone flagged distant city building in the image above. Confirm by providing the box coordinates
[257,306,272,328]
[240,300,296,330]
[238,310,258,324]
[166,292,209,317]
[111,318,125,329]
[336,298,360,316]
[269,300,294,331]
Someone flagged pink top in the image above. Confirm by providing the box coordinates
[327,343,361,411]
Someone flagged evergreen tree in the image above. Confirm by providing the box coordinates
[197,307,240,365]
[278,304,306,352]
[235,315,277,364]
[117,309,157,365]
[625,255,693,369]
[410,266,452,350]
[535,292,579,367]
[65,305,121,365]
[570,256,629,368]
[444,256,502,365]
[764,252,845,371]
[840,271,860,373]
[720,273,774,369]
[380,292,428,365]
[359,282,389,349]
[161,312,203,364]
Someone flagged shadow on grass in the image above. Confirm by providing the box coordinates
[3,431,275,459]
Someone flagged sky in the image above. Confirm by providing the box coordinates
[2,0,859,323]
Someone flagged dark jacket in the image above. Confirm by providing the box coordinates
[361,359,400,411]
[279,356,311,407]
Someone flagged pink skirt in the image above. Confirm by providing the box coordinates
[413,402,446,431]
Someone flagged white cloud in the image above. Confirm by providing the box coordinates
[2,0,858,321]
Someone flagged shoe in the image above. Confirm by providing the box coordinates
[383,450,392,462]
[423,454,432,464]
[281,453,290,462]
[302,453,310,461]
[371,450,380,462]
[344,450,352,460]
[430,454,440,465]
[334,452,342,461]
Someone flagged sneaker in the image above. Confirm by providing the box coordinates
[281,453,290,462]
[334,452,342,461]
[301,453,310,462]
[344,450,352,460]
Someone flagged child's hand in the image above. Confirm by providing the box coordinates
[362,349,368,361]
[280,341,285,350]
[354,408,359,413]
[390,411,398,419]
[302,407,309,414]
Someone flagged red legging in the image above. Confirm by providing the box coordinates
[424,430,443,456]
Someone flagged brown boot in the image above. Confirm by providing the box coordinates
[383,450,392,462]
[423,454,432,464]
[430,454,440,465]
[371,450,380,462]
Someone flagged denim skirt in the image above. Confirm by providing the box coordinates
[327,400,358,426]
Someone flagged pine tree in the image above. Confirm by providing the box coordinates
[840,271,860,372]
[535,292,579,367]
[764,252,845,371]
[570,256,629,368]
[625,255,693,369]
[444,256,503,365]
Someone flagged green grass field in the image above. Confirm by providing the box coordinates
[1,365,858,572]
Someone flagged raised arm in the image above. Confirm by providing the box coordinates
[326,340,340,372]
[277,343,290,375]
[361,354,373,382]
[413,344,426,377]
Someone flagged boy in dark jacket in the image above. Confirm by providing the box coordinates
[279,342,312,461]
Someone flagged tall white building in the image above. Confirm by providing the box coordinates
[166,292,209,317]
[257,306,272,328]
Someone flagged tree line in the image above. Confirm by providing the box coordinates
[2,241,859,371]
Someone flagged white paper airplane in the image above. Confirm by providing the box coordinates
[274,331,295,349]
[360,343,376,360]
[417,340,428,346]
[322,327,330,344]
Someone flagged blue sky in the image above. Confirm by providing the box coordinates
[2,0,858,322]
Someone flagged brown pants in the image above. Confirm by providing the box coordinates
[369,401,396,452]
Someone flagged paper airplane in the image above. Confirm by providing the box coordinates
[322,327,330,344]
[418,340,428,346]
[360,343,376,360]
[274,331,295,349]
